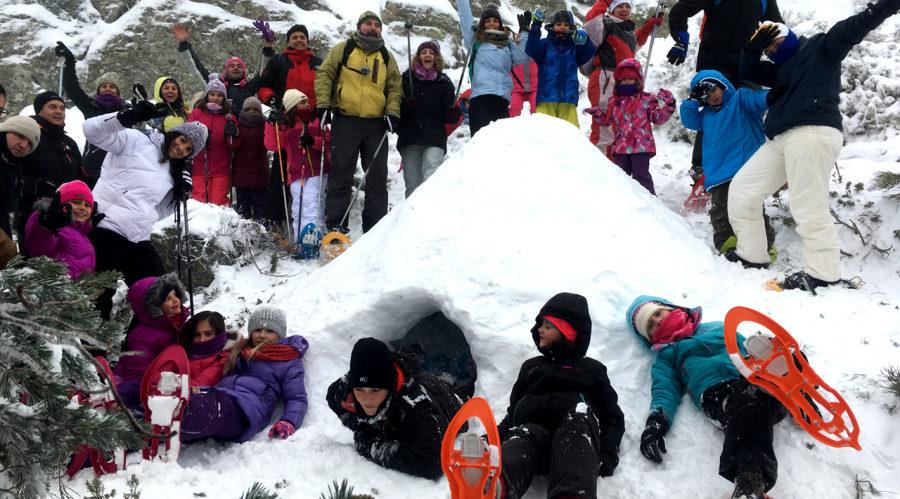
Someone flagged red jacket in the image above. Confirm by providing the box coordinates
[188,332,239,387]
[188,109,241,178]
[584,0,656,70]
[258,48,321,109]
[445,89,471,136]
[264,117,330,184]
[232,113,270,189]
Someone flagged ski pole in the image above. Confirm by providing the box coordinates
[182,196,195,315]
[405,22,415,98]
[204,147,210,203]
[336,129,389,231]
[273,116,293,245]
[643,0,664,78]
[175,202,183,281]
[57,57,65,96]
[453,25,478,104]
[314,119,327,242]
[225,112,235,209]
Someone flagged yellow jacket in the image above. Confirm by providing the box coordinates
[315,33,402,119]
[153,76,190,132]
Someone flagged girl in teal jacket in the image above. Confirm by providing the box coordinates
[625,295,788,499]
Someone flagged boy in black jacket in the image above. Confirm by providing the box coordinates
[495,293,625,499]
[728,0,900,292]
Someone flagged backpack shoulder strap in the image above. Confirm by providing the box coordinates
[334,38,358,83]
[468,41,482,80]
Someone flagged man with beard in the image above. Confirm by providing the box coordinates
[315,11,402,235]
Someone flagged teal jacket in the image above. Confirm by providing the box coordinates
[626,295,747,426]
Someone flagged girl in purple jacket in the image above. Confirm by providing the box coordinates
[180,305,308,443]
[24,180,98,279]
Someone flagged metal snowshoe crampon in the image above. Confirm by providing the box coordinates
[442,397,502,499]
[140,345,191,462]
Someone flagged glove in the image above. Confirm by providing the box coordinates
[574,30,588,45]
[316,107,331,125]
[298,133,315,146]
[517,11,532,31]
[689,165,704,184]
[268,420,295,439]
[117,100,157,128]
[353,423,385,457]
[153,101,173,119]
[402,97,418,110]
[386,115,400,134]
[267,109,282,125]
[252,20,277,41]
[598,452,618,478]
[224,120,238,138]
[90,201,106,227]
[174,170,193,202]
[867,0,900,18]
[38,192,73,232]
[640,413,670,464]
[34,178,58,199]
[532,10,546,23]
[447,106,461,120]
[55,41,75,63]
[133,83,148,102]
[745,24,781,54]
[643,15,664,30]
[266,95,281,108]
[766,85,787,106]
[689,80,716,102]
[667,31,689,65]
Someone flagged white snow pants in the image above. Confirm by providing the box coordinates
[728,126,843,281]
[400,145,445,198]
[595,75,616,153]
[290,174,328,242]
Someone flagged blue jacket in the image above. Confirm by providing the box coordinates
[457,0,531,102]
[217,335,309,442]
[680,70,769,192]
[526,22,595,105]
[625,295,747,426]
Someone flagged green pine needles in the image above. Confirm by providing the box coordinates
[240,482,279,499]
[882,366,900,401]
[872,171,900,201]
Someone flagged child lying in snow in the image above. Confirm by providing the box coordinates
[178,310,239,389]
[493,292,625,499]
[626,295,791,499]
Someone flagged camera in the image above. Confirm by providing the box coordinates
[361,66,371,75]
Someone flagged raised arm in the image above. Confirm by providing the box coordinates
[83,113,137,156]
[56,42,94,114]
[456,0,477,48]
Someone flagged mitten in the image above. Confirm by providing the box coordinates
[299,133,315,146]
[639,413,670,464]
[689,165,704,184]
[643,15,664,30]
[657,88,675,105]
[744,24,781,53]
[268,420,295,439]
[133,83,149,102]
[353,423,385,457]
[38,193,73,232]
[667,31,689,65]
[174,170,193,202]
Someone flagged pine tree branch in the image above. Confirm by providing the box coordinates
[15,283,104,310]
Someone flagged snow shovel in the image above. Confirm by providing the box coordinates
[683,174,711,214]
[321,128,390,263]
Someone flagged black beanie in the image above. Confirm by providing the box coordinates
[349,338,396,389]
[34,91,64,113]
[287,24,309,41]
[480,3,502,28]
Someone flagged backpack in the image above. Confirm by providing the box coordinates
[334,38,392,83]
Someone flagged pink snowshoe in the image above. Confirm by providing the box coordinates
[140,345,191,462]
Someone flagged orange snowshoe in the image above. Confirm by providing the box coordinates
[442,397,503,499]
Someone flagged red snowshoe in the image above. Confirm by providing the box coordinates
[684,175,712,214]
[66,357,127,479]
[140,345,191,462]
[724,307,861,450]
[441,397,502,499]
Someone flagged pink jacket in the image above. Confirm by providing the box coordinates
[189,109,241,178]
[512,59,539,94]
[595,89,675,155]
[264,118,330,184]
[24,203,95,280]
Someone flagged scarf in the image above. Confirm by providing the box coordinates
[93,93,124,107]
[169,314,182,327]
[240,343,299,362]
[651,309,697,351]
[412,62,438,82]
[481,29,511,48]
[355,32,384,52]
[207,102,222,113]
[238,112,266,127]
[188,331,229,360]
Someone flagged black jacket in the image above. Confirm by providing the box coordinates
[62,62,130,176]
[0,134,22,239]
[326,352,464,479]
[497,293,625,461]
[669,0,782,73]
[740,6,890,139]
[177,41,265,112]
[397,69,456,152]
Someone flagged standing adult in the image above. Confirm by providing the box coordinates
[1,114,41,242]
[666,0,782,182]
[171,22,273,113]
[398,40,457,198]
[315,11,402,235]
[14,92,83,257]
[54,41,131,185]
[85,103,206,320]
[455,1,531,135]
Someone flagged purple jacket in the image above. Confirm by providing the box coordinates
[24,203,95,280]
[112,276,190,381]
[217,335,309,443]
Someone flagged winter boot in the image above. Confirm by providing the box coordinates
[723,248,769,269]
[719,236,737,255]
[731,467,766,499]
[768,244,777,264]
[779,271,837,292]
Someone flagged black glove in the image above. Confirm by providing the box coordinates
[55,41,75,63]
[667,31,689,65]
[224,120,238,138]
[117,100,157,128]
[153,101,173,119]
[689,165,704,184]
[744,24,781,54]
[766,85,787,106]
[402,97,418,110]
[353,423,385,458]
[386,115,400,134]
[266,95,281,108]
[689,80,716,102]
[34,178,58,200]
[517,11,532,32]
[133,83,148,102]
[867,0,900,19]
[640,413,670,464]
[298,133,315,146]
[267,109,281,125]
[316,107,331,125]
[90,201,106,227]
[174,170,193,202]
[598,452,618,478]
[38,192,73,232]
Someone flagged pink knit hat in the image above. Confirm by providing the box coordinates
[57,180,93,206]
[223,57,248,87]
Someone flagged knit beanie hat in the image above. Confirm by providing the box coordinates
[33,91,64,113]
[247,305,287,338]
[242,96,263,112]
[282,89,308,111]
[480,3,502,27]
[543,315,577,342]
[223,57,247,77]
[767,23,799,65]
[205,73,228,96]
[609,0,633,13]
[57,180,93,206]
[0,116,41,149]
[94,72,122,94]
[357,11,382,29]
[349,338,396,389]
[169,121,208,160]
[416,39,441,56]
[633,301,674,343]
[287,24,309,41]
[546,9,575,28]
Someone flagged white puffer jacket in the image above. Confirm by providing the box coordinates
[84,114,176,243]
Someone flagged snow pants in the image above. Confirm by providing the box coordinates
[191,175,230,206]
[535,102,579,128]
[509,91,536,117]
[400,145,445,198]
[235,186,267,221]
[710,180,775,252]
[90,227,165,321]
[501,408,605,499]
[692,71,761,170]
[469,95,510,136]
[728,126,843,281]
[588,69,615,159]
[325,113,389,234]
[290,175,328,243]
[180,388,249,443]
[615,153,655,195]
[700,378,787,493]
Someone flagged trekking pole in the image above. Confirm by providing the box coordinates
[57,57,65,96]
[181,196,195,315]
[335,129,389,231]
[273,115,294,245]
[175,202,183,281]
[405,22,415,97]
[225,112,235,208]
[453,26,479,103]
[643,0,665,78]
[204,147,210,203]
[311,124,327,256]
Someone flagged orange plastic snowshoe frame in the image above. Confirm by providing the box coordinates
[321,231,350,263]
[724,307,861,450]
[442,397,502,499]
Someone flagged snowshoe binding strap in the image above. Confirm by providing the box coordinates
[442,397,502,499]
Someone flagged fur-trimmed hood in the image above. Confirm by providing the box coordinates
[127,274,190,328]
